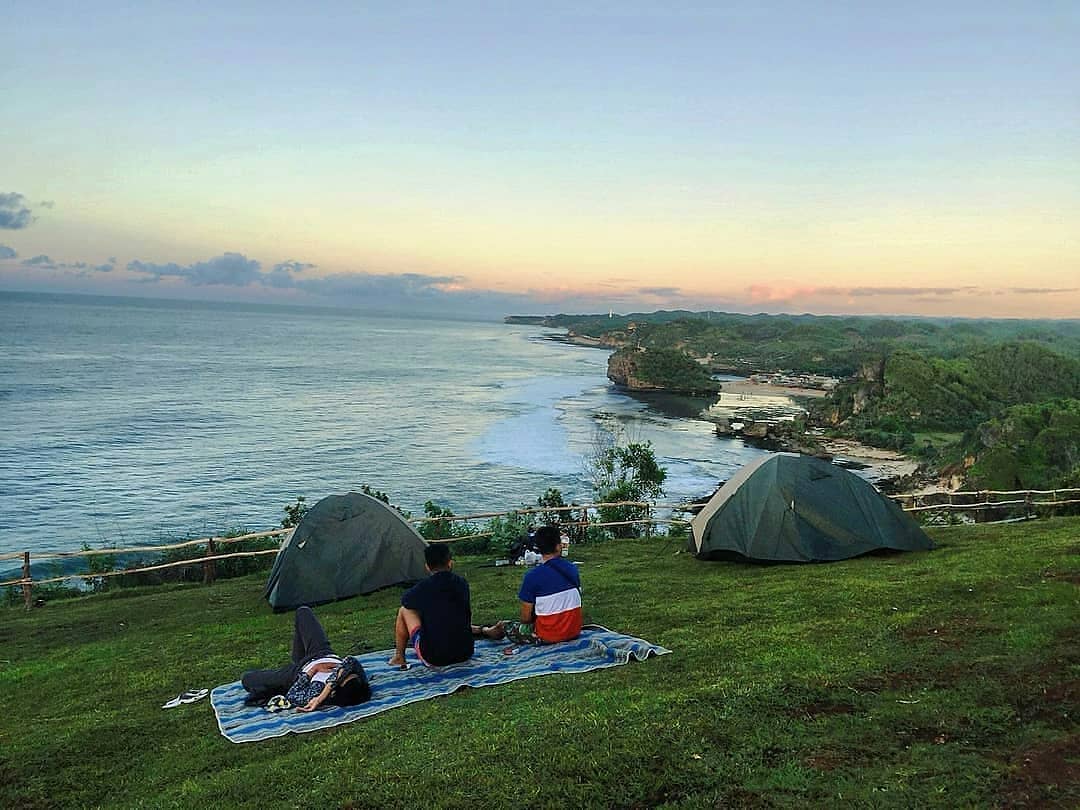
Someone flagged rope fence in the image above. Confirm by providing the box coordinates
[4,488,1078,609]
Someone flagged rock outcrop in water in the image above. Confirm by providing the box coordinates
[606,347,721,395]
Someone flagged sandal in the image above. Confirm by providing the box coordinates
[162,688,209,709]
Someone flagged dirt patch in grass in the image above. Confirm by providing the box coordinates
[789,700,856,720]
[998,735,1080,808]
[849,670,920,693]
[1041,570,1080,585]
[899,616,1000,648]
[803,750,850,771]
[1014,678,1078,725]
[852,656,1027,695]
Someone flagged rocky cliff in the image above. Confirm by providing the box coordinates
[606,347,660,390]
[606,347,721,394]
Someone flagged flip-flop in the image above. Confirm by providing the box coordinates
[162,688,209,709]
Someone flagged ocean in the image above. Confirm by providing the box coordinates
[0,292,770,559]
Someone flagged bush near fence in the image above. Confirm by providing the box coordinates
[5,489,1078,609]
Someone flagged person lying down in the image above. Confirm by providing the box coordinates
[241,605,371,711]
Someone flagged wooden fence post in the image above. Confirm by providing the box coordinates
[644,504,653,540]
[22,551,32,610]
[203,538,217,585]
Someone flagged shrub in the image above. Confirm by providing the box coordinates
[590,439,667,538]
[418,501,478,543]
[281,497,309,528]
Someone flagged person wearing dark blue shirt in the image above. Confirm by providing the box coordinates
[388,544,474,668]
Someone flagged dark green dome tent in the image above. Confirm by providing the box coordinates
[265,492,428,610]
[690,454,933,562]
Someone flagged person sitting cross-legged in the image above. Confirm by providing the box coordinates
[388,543,474,669]
[475,525,582,647]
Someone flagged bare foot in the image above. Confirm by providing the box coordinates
[387,654,407,669]
[482,621,507,640]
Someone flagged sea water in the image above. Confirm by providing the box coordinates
[0,292,770,559]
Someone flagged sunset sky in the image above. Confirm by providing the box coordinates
[4,2,1078,319]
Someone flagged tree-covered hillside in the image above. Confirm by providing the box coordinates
[818,344,1080,487]
[606,346,720,394]
[534,310,1080,489]
[544,311,1080,377]
[831,343,1080,433]
[963,399,1080,489]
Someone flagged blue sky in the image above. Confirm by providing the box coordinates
[3,2,1078,318]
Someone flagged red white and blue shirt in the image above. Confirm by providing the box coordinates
[518,557,582,643]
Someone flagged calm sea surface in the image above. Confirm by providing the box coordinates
[1,292,770,559]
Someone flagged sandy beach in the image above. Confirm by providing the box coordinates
[819,438,921,482]
[704,380,921,488]
[551,336,921,490]
[718,379,829,399]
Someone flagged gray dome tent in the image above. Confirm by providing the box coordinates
[690,454,933,562]
[265,492,428,610]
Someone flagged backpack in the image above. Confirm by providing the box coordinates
[506,532,539,563]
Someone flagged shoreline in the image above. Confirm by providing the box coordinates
[627,380,923,492]
[542,331,619,349]
[543,326,923,493]
[817,438,921,488]
[718,379,829,400]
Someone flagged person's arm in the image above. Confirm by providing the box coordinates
[297,681,332,712]
[517,571,536,623]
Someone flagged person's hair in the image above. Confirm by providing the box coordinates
[328,674,371,707]
[534,525,561,555]
[424,543,452,569]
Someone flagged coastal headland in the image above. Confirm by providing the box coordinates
[537,323,921,489]
[525,310,1080,496]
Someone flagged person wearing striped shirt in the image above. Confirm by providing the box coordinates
[475,525,582,646]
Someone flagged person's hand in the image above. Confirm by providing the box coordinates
[297,683,331,712]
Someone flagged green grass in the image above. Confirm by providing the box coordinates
[913,431,963,450]
[2,519,1078,809]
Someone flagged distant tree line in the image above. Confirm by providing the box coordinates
[544,310,1080,490]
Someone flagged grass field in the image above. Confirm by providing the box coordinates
[2,518,1078,808]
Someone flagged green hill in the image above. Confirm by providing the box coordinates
[538,311,1080,488]
[542,311,1080,377]
[2,518,1078,808]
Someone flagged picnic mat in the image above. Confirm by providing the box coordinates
[211,625,670,743]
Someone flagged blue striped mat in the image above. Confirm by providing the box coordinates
[211,625,670,743]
